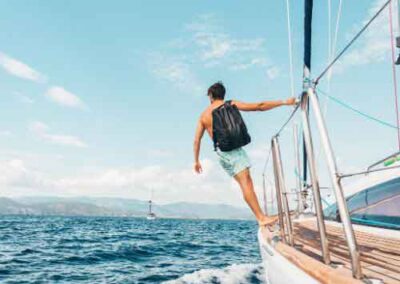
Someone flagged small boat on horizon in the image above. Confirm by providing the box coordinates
[146,190,157,220]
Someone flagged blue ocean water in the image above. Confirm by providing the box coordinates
[0,216,266,283]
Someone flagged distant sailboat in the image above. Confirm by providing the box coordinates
[146,189,156,220]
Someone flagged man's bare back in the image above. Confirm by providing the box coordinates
[200,101,224,139]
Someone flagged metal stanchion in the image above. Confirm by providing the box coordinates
[271,139,286,242]
[300,92,331,264]
[308,88,362,278]
[272,136,294,246]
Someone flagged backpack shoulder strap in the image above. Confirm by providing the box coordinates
[212,129,217,151]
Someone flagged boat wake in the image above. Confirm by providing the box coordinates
[163,263,266,284]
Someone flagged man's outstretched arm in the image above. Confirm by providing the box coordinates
[232,97,296,111]
[193,119,205,174]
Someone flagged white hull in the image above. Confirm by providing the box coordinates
[258,229,319,284]
[146,215,156,220]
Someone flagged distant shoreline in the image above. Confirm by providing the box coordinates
[0,196,253,220]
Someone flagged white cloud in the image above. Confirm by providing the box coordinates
[0,159,51,190]
[0,157,247,206]
[150,54,204,95]
[14,92,34,104]
[337,0,398,70]
[231,58,268,71]
[147,149,173,158]
[187,15,268,69]
[45,86,86,109]
[0,52,46,83]
[29,121,87,148]
[266,66,280,80]
[0,130,12,137]
[150,14,278,91]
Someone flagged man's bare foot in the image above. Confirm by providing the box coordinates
[257,215,278,227]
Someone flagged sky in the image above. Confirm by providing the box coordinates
[0,0,399,207]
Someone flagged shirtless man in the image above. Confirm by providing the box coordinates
[193,82,296,226]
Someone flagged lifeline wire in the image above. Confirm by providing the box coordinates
[339,164,400,179]
[315,0,392,85]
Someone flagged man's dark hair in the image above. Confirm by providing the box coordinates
[207,82,226,100]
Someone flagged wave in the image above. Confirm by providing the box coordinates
[163,263,265,284]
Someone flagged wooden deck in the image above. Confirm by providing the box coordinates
[293,219,400,283]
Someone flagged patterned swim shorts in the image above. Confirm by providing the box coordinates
[217,147,251,177]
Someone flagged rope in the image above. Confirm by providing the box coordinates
[315,0,392,85]
[388,1,400,150]
[285,0,295,99]
[316,89,399,130]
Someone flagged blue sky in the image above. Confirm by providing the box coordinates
[0,0,398,206]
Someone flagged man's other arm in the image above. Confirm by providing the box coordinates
[232,97,296,111]
[193,118,206,174]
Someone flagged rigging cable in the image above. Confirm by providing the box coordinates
[317,88,399,130]
[315,0,392,85]
[318,0,344,167]
[324,0,343,116]
[285,0,295,99]
[331,0,343,74]
[388,0,400,150]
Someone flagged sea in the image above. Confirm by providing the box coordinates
[0,216,266,284]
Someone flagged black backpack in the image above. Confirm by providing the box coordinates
[212,101,251,152]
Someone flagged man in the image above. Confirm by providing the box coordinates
[193,82,296,226]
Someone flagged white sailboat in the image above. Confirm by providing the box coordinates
[258,1,400,283]
[146,189,156,220]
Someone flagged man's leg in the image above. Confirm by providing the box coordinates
[234,168,277,226]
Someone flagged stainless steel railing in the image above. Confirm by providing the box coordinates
[270,87,362,279]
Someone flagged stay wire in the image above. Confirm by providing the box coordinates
[285,0,296,99]
[315,0,392,85]
[388,1,400,150]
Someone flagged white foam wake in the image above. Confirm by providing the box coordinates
[163,263,266,284]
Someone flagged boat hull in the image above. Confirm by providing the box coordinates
[258,229,319,284]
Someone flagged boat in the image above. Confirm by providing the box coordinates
[146,190,157,220]
[258,1,400,283]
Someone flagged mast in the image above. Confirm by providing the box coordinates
[302,0,313,190]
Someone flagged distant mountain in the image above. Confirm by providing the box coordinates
[0,197,36,215]
[0,196,253,220]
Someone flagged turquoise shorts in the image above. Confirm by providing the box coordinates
[217,147,251,177]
